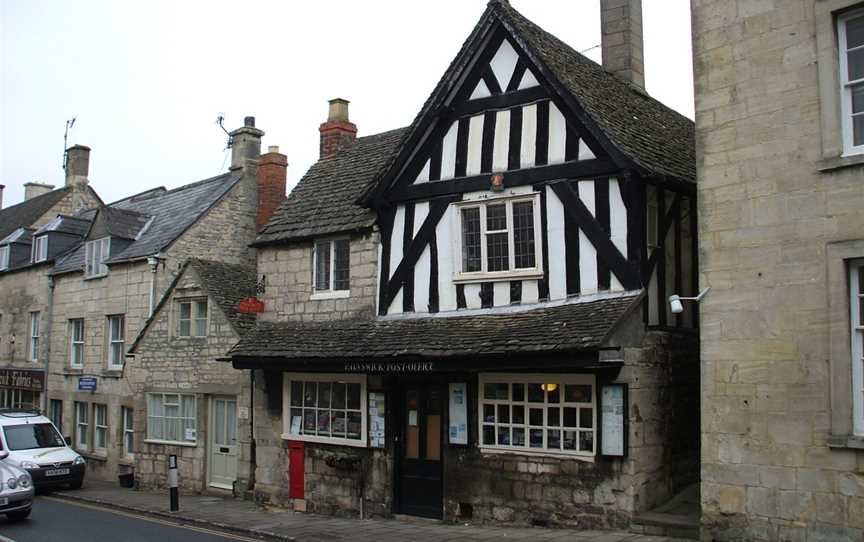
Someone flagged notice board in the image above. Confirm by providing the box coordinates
[601,384,627,457]
[448,383,468,445]
[368,391,386,448]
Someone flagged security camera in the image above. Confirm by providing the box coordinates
[669,295,684,314]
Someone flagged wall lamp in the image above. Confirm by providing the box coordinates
[669,287,711,314]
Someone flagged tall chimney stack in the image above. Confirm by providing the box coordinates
[600,0,645,90]
[229,116,264,171]
[24,182,55,201]
[319,98,357,159]
[256,145,288,231]
[65,145,91,186]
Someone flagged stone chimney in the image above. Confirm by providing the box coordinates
[256,145,288,231]
[319,98,357,159]
[229,116,264,171]
[0,184,4,209]
[600,0,645,90]
[65,145,91,186]
[23,182,55,201]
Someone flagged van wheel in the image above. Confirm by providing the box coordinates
[7,509,31,521]
[68,479,83,490]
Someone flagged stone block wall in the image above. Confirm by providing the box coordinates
[0,267,52,367]
[693,1,864,540]
[257,231,379,323]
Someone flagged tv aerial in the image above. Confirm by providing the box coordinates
[216,112,233,150]
[63,116,77,170]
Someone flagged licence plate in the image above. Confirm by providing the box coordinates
[0,497,7,506]
[45,468,70,477]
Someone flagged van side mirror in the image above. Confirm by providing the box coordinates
[0,450,9,460]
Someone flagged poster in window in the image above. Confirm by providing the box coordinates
[368,392,386,448]
[601,384,626,457]
[448,383,468,445]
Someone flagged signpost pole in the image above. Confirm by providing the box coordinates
[168,454,179,511]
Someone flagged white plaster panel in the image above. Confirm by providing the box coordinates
[578,180,598,294]
[413,202,430,313]
[441,121,458,180]
[489,39,519,90]
[545,186,567,301]
[520,104,537,168]
[548,102,567,165]
[464,283,482,309]
[494,282,510,307]
[609,178,628,292]
[470,79,491,100]
[466,114,485,176]
[436,212,456,312]
[492,110,511,172]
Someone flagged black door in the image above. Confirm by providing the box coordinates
[396,383,443,519]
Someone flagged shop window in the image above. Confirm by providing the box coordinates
[283,374,367,447]
[107,314,125,369]
[122,407,134,458]
[177,299,207,337]
[454,195,542,282]
[94,404,107,452]
[69,319,85,367]
[147,393,196,444]
[313,239,351,296]
[75,401,89,451]
[478,373,596,457]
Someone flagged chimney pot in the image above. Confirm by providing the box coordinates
[229,115,265,170]
[268,145,280,154]
[245,116,256,128]
[319,98,357,159]
[24,182,55,201]
[0,184,5,210]
[600,0,645,90]
[65,145,91,186]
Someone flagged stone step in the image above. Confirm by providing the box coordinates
[631,511,700,540]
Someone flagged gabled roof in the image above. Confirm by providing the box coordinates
[129,258,258,353]
[53,173,240,274]
[364,0,694,203]
[254,128,407,246]
[0,187,71,240]
[230,293,640,363]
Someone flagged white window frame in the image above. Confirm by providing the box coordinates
[75,401,89,451]
[839,8,864,156]
[94,403,108,452]
[84,237,111,278]
[478,373,597,459]
[282,373,368,448]
[107,314,125,369]
[69,318,85,368]
[31,235,47,263]
[28,311,40,362]
[146,393,197,445]
[311,238,351,299]
[177,298,208,338]
[0,245,9,271]
[851,260,864,436]
[122,406,134,458]
[453,194,543,283]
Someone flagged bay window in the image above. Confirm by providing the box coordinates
[479,374,596,457]
[283,374,366,447]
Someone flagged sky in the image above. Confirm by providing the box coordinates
[0,0,693,209]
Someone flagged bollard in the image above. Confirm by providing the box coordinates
[168,454,179,512]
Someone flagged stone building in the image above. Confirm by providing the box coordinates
[693,1,864,540]
[0,145,102,409]
[230,0,699,532]
[127,259,257,494]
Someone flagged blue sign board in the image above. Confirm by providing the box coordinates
[78,377,97,392]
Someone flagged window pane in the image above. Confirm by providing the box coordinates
[180,303,191,319]
[497,426,510,445]
[527,383,544,403]
[290,381,303,407]
[547,407,560,427]
[529,428,543,448]
[487,232,509,271]
[848,16,864,50]
[511,383,524,402]
[182,395,195,418]
[497,404,510,424]
[347,411,362,439]
[315,241,331,290]
[333,240,351,290]
[849,48,864,81]
[304,382,317,407]
[331,411,346,437]
[547,429,561,449]
[563,430,577,450]
[565,384,592,403]
[563,407,577,427]
[579,430,594,452]
[194,318,206,336]
[179,320,191,337]
[859,266,864,295]
[855,114,864,147]
[317,409,331,436]
[529,407,543,426]
[513,201,536,268]
[195,301,207,319]
[512,404,525,424]
[347,383,361,410]
[483,404,495,423]
[483,425,495,445]
[461,208,482,272]
[486,204,507,230]
[547,384,560,403]
[303,409,316,433]
[332,382,346,409]
[512,427,525,446]
[215,401,226,445]
[318,382,332,408]
[483,383,508,400]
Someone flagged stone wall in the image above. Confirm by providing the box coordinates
[257,231,379,323]
[0,265,52,369]
[693,1,864,540]
[127,267,251,493]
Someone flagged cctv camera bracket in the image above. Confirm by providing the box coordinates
[668,287,712,304]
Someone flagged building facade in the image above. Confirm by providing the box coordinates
[694,1,864,540]
[231,0,700,530]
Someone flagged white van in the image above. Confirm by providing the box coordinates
[0,410,86,489]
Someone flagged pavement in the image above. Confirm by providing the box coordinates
[46,480,690,542]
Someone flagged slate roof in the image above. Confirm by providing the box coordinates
[0,187,71,240]
[230,293,639,362]
[0,228,34,246]
[254,128,408,245]
[129,258,258,353]
[53,173,240,274]
[32,215,91,237]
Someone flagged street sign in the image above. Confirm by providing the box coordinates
[78,377,98,392]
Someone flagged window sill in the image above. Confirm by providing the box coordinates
[117,457,135,467]
[63,367,84,375]
[479,446,596,462]
[827,434,864,450]
[143,439,197,448]
[817,153,864,172]
[310,290,350,301]
[173,336,207,341]
[281,433,367,448]
[102,369,123,378]
[83,274,108,281]
[453,270,544,284]
[80,451,108,462]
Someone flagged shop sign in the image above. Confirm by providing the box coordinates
[237,298,265,314]
[0,369,45,391]
[78,377,98,392]
[343,361,435,373]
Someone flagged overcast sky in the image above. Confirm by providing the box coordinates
[0,0,693,208]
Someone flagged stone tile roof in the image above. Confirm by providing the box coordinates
[54,173,240,274]
[254,128,408,246]
[0,187,71,240]
[229,293,639,362]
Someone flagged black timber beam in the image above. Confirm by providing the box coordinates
[451,86,548,117]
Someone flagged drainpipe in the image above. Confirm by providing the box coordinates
[249,370,256,493]
[43,275,56,413]
[146,255,163,316]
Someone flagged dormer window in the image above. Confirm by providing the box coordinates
[312,239,350,297]
[85,237,111,278]
[31,235,47,263]
[0,246,8,271]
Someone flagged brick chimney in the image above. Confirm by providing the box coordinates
[256,145,288,231]
[24,182,55,201]
[319,98,357,159]
[600,0,645,90]
[65,145,91,186]
[229,116,264,171]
